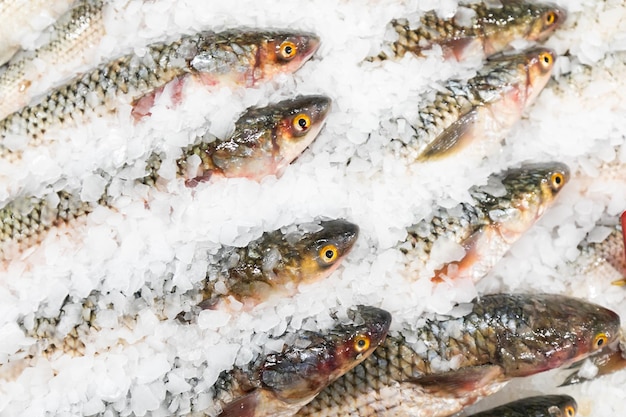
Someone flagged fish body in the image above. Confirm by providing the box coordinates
[395,47,554,162]
[0,0,75,65]
[187,219,359,313]
[209,305,391,417]
[0,29,320,161]
[0,0,106,119]
[399,162,569,283]
[299,293,620,417]
[375,1,566,62]
[466,395,577,417]
[0,96,330,260]
[571,223,626,285]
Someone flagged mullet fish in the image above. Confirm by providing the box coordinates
[466,395,577,417]
[17,219,359,361]
[207,305,391,417]
[0,0,106,119]
[373,1,566,62]
[0,29,320,161]
[393,47,555,162]
[298,294,620,417]
[0,96,331,260]
[399,162,569,283]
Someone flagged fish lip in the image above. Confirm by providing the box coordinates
[298,32,321,60]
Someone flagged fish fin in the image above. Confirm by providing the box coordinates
[560,347,626,386]
[408,365,504,396]
[432,228,488,283]
[417,108,480,161]
[218,391,260,417]
[131,77,187,121]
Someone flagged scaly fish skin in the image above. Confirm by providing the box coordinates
[298,294,620,417]
[466,395,577,417]
[0,29,320,161]
[0,0,106,119]
[0,97,330,260]
[376,2,566,61]
[193,219,359,312]
[401,162,569,283]
[176,95,332,186]
[396,47,555,161]
[210,305,392,417]
[571,223,626,284]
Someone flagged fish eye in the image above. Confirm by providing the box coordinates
[353,334,371,353]
[539,51,554,68]
[292,113,311,132]
[550,172,564,190]
[544,10,557,26]
[593,332,608,349]
[279,41,298,60]
[564,405,576,417]
[319,244,338,264]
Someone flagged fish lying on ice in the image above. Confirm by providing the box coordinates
[0,29,320,162]
[399,162,569,283]
[298,293,620,417]
[372,1,566,62]
[0,96,331,260]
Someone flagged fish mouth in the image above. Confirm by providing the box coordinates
[320,219,360,253]
[297,33,321,61]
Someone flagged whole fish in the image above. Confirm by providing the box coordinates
[399,162,569,283]
[0,0,74,65]
[208,305,391,417]
[0,95,331,260]
[19,219,359,360]
[393,47,555,162]
[373,1,566,62]
[298,293,620,417]
[466,395,577,417]
[0,29,320,161]
[0,0,106,119]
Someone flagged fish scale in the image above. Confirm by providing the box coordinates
[0,29,320,161]
[299,294,621,417]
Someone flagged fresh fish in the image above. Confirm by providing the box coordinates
[373,1,566,62]
[18,219,359,361]
[0,0,75,65]
[399,162,569,283]
[466,395,577,417]
[393,47,555,162]
[208,305,391,417]
[0,0,106,119]
[0,29,320,161]
[298,294,620,417]
[0,96,331,260]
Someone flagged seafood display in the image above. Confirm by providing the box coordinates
[0,96,329,260]
[392,47,555,162]
[0,28,320,161]
[372,1,566,61]
[209,305,391,417]
[465,395,577,417]
[299,294,619,416]
[399,162,569,283]
[0,0,624,416]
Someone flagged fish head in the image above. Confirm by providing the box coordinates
[483,162,569,243]
[523,47,556,105]
[499,294,621,377]
[289,219,359,283]
[258,31,320,78]
[259,305,391,403]
[481,3,566,56]
[212,95,331,179]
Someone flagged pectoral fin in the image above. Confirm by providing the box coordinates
[218,391,259,417]
[417,108,480,161]
[407,365,504,396]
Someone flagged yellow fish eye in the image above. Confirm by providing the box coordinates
[293,113,311,132]
[353,334,371,353]
[279,41,298,60]
[319,244,338,264]
[564,405,576,417]
[539,51,554,68]
[544,10,557,26]
[593,332,608,349]
[550,172,564,190]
